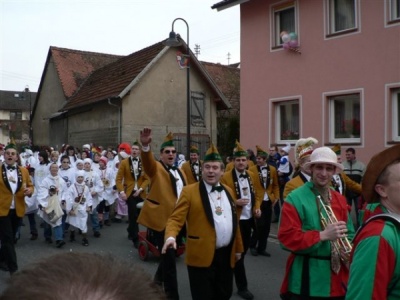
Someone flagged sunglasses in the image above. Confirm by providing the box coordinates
[62,161,70,163]
[164,150,177,154]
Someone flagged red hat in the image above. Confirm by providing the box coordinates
[99,156,108,165]
[118,142,131,155]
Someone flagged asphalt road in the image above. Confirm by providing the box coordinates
[0,216,288,299]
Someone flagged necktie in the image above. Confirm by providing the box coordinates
[239,173,248,179]
[169,166,177,171]
[261,166,267,170]
[192,162,198,166]
[211,185,223,192]
[132,158,138,162]
[6,165,16,171]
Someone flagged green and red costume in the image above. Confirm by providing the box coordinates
[278,181,355,298]
[346,203,400,299]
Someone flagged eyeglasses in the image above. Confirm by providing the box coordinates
[164,150,177,154]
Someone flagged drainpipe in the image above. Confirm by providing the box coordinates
[108,97,122,144]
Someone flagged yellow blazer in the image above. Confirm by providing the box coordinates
[180,160,203,185]
[248,164,280,204]
[165,181,243,268]
[115,157,150,199]
[0,165,34,217]
[283,173,309,199]
[220,168,263,216]
[138,150,187,232]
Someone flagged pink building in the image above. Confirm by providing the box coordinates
[213,0,400,163]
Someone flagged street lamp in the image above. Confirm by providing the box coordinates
[164,18,191,159]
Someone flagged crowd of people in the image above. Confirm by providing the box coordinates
[0,131,399,299]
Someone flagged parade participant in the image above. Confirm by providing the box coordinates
[342,148,365,221]
[274,142,292,222]
[59,155,75,188]
[50,151,60,165]
[91,151,101,172]
[66,170,93,246]
[267,145,280,169]
[24,167,39,241]
[112,151,129,223]
[225,143,255,173]
[221,140,262,300]
[249,145,279,257]
[66,145,78,165]
[180,145,202,184]
[33,150,51,190]
[278,147,355,299]
[0,140,33,275]
[37,163,68,248]
[0,144,4,163]
[163,143,243,300]
[82,158,103,238]
[106,149,117,169]
[283,137,318,199]
[138,128,187,300]
[97,156,116,227]
[116,140,149,246]
[345,144,400,299]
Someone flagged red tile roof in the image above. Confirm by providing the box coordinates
[201,61,240,114]
[51,46,122,98]
[62,41,165,110]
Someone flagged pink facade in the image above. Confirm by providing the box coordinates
[238,0,400,163]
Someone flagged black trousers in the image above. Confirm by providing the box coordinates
[250,200,272,252]
[152,229,179,300]
[0,209,20,273]
[188,245,233,300]
[126,194,143,242]
[234,218,254,291]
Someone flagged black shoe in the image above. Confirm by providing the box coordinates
[258,251,271,257]
[0,262,9,272]
[45,238,53,244]
[250,248,258,256]
[93,231,101,238]
[56,240,66,248]
[112,218,122,223]
[237,289,254,300]
[82,238,89,246]
[69,231,75,242]
[30,233,38,240]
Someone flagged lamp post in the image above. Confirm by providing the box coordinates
[25,85,32,146]
[164,18,191,159]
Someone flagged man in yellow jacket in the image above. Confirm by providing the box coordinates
[138,128,187,300]
[163,143,243,300]
[0,140,33,275]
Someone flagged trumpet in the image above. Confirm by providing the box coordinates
[317,195,352,264]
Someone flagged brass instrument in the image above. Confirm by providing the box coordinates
[317,195,352,264]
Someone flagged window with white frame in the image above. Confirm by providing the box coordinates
[391,88,400,140]
[389,0,400,23]
[276,100,299,142]
[272,2,296,47]
[191,91,205,127]
[329,93,361,141]
[327,0,358,35]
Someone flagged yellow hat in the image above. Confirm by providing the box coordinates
[204,143,222,162]
[233,140,247,157]
[256,145,268,157]
[331,144,341,155]
[190,145,199,154]
[160,132,174,150]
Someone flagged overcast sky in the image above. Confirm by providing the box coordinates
[0,0,240,92]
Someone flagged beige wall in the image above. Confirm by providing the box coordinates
[121,48,218,152]
[32,57,67,146]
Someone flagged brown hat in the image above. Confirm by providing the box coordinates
[362,144,400,203]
